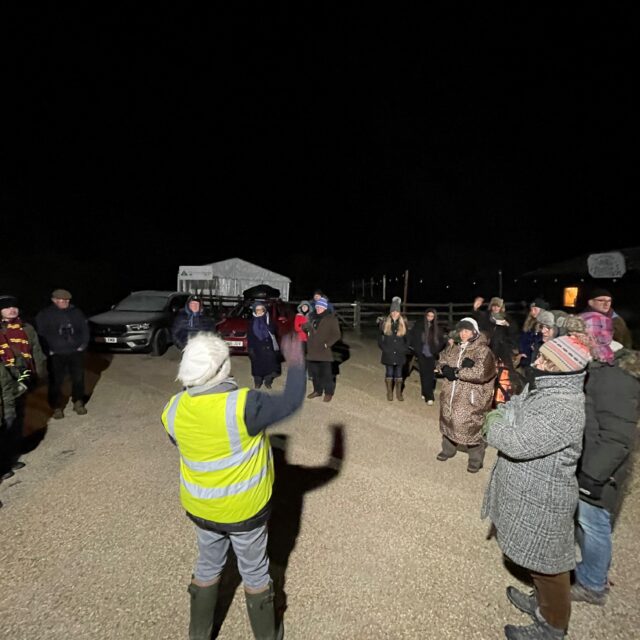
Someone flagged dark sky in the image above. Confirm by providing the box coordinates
[3,8,635,311]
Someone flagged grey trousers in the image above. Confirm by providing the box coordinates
[194,523,270,590]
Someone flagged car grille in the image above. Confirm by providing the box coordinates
[91,325,127,336]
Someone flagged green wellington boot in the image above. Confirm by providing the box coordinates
[245,582,284,640]
[187,581,219,640]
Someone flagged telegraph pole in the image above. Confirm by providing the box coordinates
[403,269,409,312]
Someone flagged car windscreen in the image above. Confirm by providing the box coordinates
[229,303,253,319]
[115,295,169,312]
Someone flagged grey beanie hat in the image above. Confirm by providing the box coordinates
[390,296,402,312]
[536,310,555,328]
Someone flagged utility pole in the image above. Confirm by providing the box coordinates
[382,274,386,301]
[498,269,503,298]
[370,276,374,298]
[403,269,409,313]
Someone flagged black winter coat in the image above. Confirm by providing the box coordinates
[580,352,640,518]
[35,305,89,354]
[378,319,410,366]
[171,311,216,350]
[247,317,281,379]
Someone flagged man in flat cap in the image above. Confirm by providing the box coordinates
[36,289,89,419]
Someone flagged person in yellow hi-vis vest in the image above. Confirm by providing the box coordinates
[162,332,305,640]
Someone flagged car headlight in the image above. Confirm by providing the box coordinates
[126,322,151,331]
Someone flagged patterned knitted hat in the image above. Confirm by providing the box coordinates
[539,336,592,372]
[315,297,328,310]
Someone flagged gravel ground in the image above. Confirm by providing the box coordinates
[1,334,638,639]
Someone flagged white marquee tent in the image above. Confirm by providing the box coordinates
[177,257,291,301]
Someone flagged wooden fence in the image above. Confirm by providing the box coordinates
[331,301,528,331]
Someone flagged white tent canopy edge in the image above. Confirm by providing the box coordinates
[177,257,291,301]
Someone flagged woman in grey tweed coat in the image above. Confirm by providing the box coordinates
[481,334,593,639]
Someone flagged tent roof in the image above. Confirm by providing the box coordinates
[522,247,640,278]
[182,257,290,282]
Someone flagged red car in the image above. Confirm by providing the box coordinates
[215,298,295,354]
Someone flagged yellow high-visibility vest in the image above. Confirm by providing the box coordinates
[162,387,274,524]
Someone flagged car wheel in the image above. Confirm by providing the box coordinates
[151,329,169,356]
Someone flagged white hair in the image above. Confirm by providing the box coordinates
[177,333,231,387]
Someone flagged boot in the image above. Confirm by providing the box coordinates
[187,581,219,640]
[570,581,607,605]
[504,607,565,639]
[245,582,284,640]
[436,436,457,461]
[467,442,486,473]
[52,408,64,419]
[395,378,404,401]
[73,400,87,415]
[385,378,394,401]
[507,586,537,619]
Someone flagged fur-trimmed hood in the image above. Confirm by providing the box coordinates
[615,348,640,379]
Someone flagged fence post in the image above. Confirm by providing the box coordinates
[353,301,361,331]
[448,302,454,329]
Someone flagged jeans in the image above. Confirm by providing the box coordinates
[575,499,612,593]
[385,364,403,379]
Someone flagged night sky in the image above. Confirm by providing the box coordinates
[4,9,635,314]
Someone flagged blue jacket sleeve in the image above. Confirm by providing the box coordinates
[244,364,306,435]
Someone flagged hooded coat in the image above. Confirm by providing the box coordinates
[247,310,281,379]
[482,370,587,574]
[171,297,216,350]
[580,349,640,518]
[438,333,496,445]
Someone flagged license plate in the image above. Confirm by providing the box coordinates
[105,337,118,344]
[227,340,243,347]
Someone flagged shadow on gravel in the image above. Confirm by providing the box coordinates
[21,351,113,453]
[211,425,346,638]
[331,340,351,377]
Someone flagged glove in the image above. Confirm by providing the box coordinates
[578,471,606,500]
[441,365,458,381]
[460,357,475,369]
[482,408,504,438]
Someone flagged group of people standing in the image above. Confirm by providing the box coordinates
[469,290,637,639]
[373,289,639,638]
[0,289,90,508]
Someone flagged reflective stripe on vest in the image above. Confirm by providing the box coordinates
[161,387,273,524]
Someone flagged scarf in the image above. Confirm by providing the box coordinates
[580,311,614,364]
[0,320,35,371]
[187,309,201,329]
[252,313,271,341]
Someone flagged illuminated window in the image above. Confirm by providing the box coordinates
[564,287,579,308]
